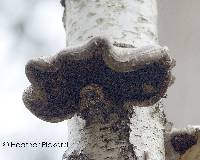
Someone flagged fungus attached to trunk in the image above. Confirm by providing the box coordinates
[23,37,175,123]
[165,127,200,160]
[171,133,197,154]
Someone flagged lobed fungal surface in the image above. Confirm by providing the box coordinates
[23,36,175,122]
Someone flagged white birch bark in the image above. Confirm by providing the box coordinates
[62,0,166,159]
[64,0,158,47]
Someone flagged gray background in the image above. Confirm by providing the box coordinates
[158,0,200,127]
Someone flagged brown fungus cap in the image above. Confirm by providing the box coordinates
[23,37,175,123]
[171,133,198,155]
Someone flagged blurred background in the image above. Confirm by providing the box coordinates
[0,0,199,159]
[0,0,67,159]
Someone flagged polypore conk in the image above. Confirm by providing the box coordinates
[23,36,175,123]
[165,127,200,160]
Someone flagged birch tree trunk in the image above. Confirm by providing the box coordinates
[22,0,200,159]
[62,0,166,159]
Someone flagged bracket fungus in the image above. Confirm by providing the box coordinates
[23,37,175,123]
[165,127,200,160]
[171,133,198,154]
